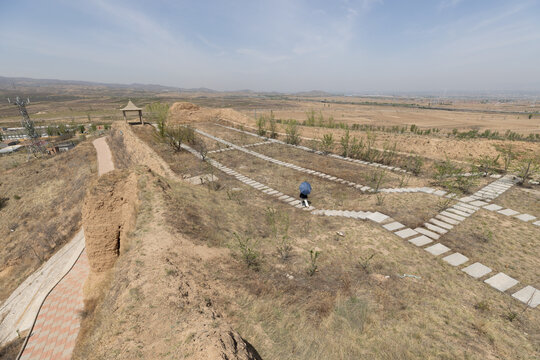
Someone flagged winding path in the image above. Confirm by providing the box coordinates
[15,137,114,360]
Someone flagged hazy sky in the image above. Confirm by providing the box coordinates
[1,0,540,93]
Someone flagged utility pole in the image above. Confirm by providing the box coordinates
[8,96,44,157]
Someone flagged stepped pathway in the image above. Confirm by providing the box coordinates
[18,137,115,359]
[184,142,539,308]
[195,128,452,197]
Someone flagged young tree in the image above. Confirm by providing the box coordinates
[146,102,170,138]
[285,120,301,145]
[320,133,334,154]
[515,155,539,186]
[256,115,267,137]
[340,129,350,157]
[268,111,278,139]
[494,144,515,173]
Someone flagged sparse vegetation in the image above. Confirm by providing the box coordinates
[319,133,334,154]
[233,232,261,270]
[306,249,320,276]
[146,102,170,138]
[514,155,539,185]
[256,115,267,137]
[285,120,301,145]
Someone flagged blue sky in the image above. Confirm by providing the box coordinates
[1,0,539,92]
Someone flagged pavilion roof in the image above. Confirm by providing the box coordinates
[121,100,142,111]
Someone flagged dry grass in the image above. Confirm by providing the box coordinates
[0,152,28,172]
[75,121,540,360]
[163,170,540,359]
[0,336,24,360]
[495,186,540,219]
[0,141,96,301]
[442,210,540,288]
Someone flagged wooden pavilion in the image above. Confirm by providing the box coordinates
[121,100,143,124]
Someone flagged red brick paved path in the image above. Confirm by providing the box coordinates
[20,251,89,360]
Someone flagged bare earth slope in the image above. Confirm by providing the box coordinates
[73,169,261,360]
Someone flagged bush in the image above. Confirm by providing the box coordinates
[256,115,267,137]
[320,133,334,154]
[162,126,195,152]
[266,207,291,260]
[406,154,424,176]
[146,102,170,138]
[307,249,320,276]
[340,129,350,157]
[285,120,301,145]
[268,111,278,139]
[234,232,261,270]
[515,155,539,185]
[474,155,500,174]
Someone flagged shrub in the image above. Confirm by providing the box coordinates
[358,253,375,273]
[340,129,350,157]
[266,207,292,260]
[515,155,539,185]
[474,300,490,312]
[320,133,334,154]
[234,232,261,270]
[146,102,169,138]
[162,126,195,152]
[474,155,500,174]
[256,115,267,137]
[193,137,208,161]
[268,111,278,139]
[307,249,320,276]
[305,109,316,126]
[285,120,301,145]
[349,137,365,159]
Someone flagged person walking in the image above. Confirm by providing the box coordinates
[299,181,312,207]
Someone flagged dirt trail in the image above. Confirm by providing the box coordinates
[92,137,114,176]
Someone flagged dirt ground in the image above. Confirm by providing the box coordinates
[245,101,540,134]
[495,186,540,219]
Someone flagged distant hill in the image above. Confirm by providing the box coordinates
[0,76,218,94]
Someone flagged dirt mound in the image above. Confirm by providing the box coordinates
[167,102,253,126]
[82,169,138,273]
[170,102,200,111]
[74,170,261,360]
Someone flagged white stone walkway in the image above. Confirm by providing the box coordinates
[207,141,270,154]
[182,143,539,309]
[195,128,453,197]
[214,123,411,174]
[373,175,539,308]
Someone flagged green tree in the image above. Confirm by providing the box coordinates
[256,115,267,137]
[268,111,278,139]
[146,102,170,138]
[320,133,334,154]
[285,120,301,145]
[340,129,350,157]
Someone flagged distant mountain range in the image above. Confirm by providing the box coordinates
[1,76,538,99]
[0,76,339,97]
